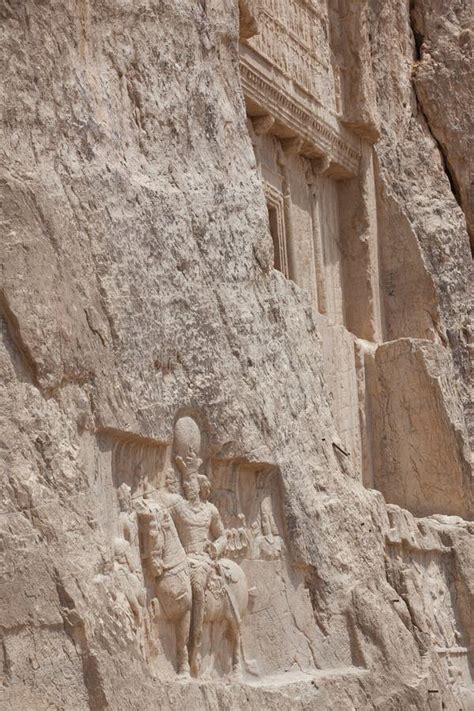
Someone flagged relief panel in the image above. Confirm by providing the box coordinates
[385,525,473,703]
[249,0,332,107]
[97,415,318,681]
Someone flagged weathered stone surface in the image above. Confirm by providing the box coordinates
[0,1,472,709]
[367,338,472,518]
[369,0,473,427]
[411,0,474,250]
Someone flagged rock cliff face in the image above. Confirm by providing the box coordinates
[0,1,472,710]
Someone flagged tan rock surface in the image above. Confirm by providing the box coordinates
[410,0,474,250]
[0,1,472,710]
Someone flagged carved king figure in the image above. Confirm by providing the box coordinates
[167,455,227,674]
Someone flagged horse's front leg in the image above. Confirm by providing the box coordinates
[189,586,205,677]
[176,608,191,676]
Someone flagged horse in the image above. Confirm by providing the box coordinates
[144,506,249,677]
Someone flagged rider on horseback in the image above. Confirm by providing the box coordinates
[170,455,227,674]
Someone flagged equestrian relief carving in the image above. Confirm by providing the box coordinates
[111,415,287,679]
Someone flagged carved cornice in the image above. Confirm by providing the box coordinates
[240,58,361,177]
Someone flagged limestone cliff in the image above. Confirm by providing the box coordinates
[0,1,472,710]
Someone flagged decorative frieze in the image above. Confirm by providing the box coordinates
[252,8,328,100]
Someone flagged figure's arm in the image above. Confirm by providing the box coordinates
[209,505,227,557]
[162,493,183,522]
[175,452,202,478]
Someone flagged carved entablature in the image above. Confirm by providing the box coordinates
[240,0,361,177]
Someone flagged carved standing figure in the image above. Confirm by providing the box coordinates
[112,537,146,625]
[117,483,141,574]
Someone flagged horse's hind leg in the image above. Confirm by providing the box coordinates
[227,618,242,678]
